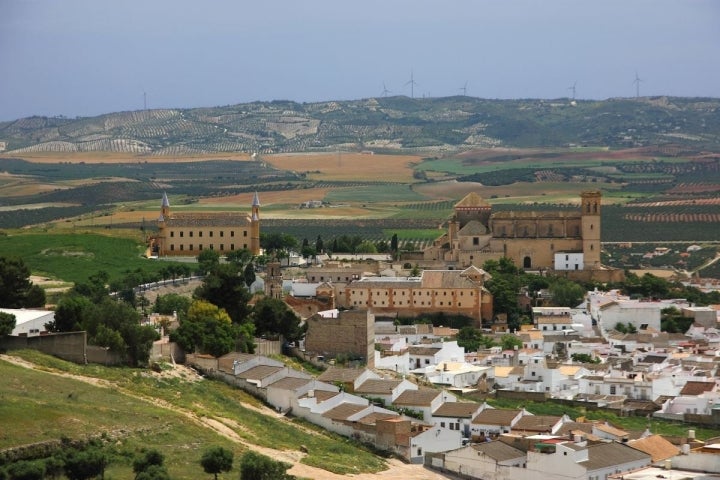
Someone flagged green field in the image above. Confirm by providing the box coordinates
[0,232,183,285]
[0,350,388,477]
[323,184,427,203]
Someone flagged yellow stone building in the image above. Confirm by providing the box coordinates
[424,190,605,273]
[151,192,261,257]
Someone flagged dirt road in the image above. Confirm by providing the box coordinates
[0,354,457,479]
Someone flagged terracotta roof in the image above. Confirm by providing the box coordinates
[354,411,399,426]
[470,441,525,462]
[433,402,481,418]
[512,415,561,433]
[421,270,484,289]
[408,346,442,356]
[266,377,311,391]
[556,421,594,436]
[322,403,368,421]
[579,442,650,470]
[594,423,629,438]
[317,366,366,383]
[303,390,340,402]
[165,213,251,227]
[355,379,402,395]
[628,435,680,462]
[455,192,491,209]
[236,365,282,381]
[392,389,440,407]
[472,409,522,426]
[679,380,715,396]
[458,220,489,236]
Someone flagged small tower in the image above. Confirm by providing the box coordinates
[160,192,170,221]
[265,260,283,299]
[250,192,261,255]
[580,190,601,268]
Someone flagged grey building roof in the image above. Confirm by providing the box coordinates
[579,442,650,471]
[471,441,526,462]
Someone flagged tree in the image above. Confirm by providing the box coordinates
[6,460,45,480]
[133,449,166,480]
[226,248,253,267]
[252,297,305,342]
[200,446,233,480]
[154,293,192,319]
[135,465,171,480]
[456,326,494,352]
[355,241,378,254]
[315,235,324,254]
[238,451,294,480]
[63,447,108,480]
[47,294,92,332]
[499,334,522,351]
[243,262,256,288]
[0,312,16,336]
[194,264,252,324]
[0,256,42,308]
[548,277,586,308]
[571,353,600,364]
[390,233,398,253]
[171,300,252,357]
[73,271,109,303]
[198,249,221,275]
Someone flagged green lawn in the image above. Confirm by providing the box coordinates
[0,232,187,284]
[324,184,427,203]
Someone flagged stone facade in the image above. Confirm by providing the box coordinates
[424,191,605,272]
[151,192,260,257]
[304,309,375,367]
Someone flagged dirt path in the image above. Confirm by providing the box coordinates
[0,354,456,480]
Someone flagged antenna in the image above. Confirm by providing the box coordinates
[633,72,643,98]
[568,81,576,100]
[405,69,418,99]
[143,92,147,110]
[459,81,468,96]
[381,82,391,97]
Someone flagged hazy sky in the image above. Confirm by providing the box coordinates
[1,0,718,121]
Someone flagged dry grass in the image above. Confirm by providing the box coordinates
[263,153,420,182]
[200,187,332,206]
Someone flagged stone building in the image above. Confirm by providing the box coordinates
[304,309,375,367]
[424,191,613,278]
[151,192,261,257]
[344,266,493,327]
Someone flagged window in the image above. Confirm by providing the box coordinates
[473,237,479,245]
[180,231,184,238]
[170,244,175,251]
[220,244,224,250]
[230,231,234,237]
[209,231,213,237]
[199,245,203,250]
[189,231,193,237]
[210,244,214,250]
[244,231,247,237]
[199,231,203,237]
[170,232,174,237]
[441,422,445,428]
[243,243,247,249]
[230,244,235,250]
[220,231,224,237]
[189,244,193,250]
[180,245,184,251]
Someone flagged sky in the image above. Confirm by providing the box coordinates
[1,0,719,121]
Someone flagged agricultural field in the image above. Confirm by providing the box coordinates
[1,145,719,252]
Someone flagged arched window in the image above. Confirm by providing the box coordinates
[523,256,532,269]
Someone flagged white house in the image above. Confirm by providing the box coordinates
[437,441,527,478]
[0,308,55,336]
[554,252,584,271]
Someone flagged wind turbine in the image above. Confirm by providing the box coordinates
[568,81,577,100]
[381,82,391,97]
[459,81,468,96]
[633,72,643,98]
[405,69,418,99]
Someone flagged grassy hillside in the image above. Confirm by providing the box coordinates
[0,351,387,478]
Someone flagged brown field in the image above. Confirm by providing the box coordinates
[263,153,420,182]
[1,152,253,164]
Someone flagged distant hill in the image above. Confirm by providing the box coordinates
[1,96,719,155]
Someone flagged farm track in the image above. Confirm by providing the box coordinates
[0,354,456,480]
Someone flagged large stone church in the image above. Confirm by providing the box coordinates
[150,192,261,257]
[423,190,621,281]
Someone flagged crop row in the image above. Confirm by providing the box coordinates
[624,213,720,222]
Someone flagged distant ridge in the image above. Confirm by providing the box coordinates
[1,96,719,155]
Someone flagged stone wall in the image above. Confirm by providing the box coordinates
[0,332,87,364]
